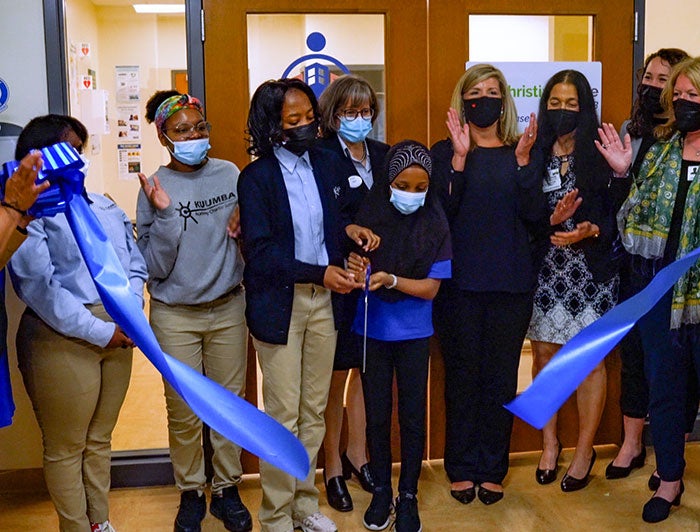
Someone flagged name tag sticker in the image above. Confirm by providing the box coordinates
[543,166,562,192]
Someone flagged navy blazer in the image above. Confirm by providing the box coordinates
[316,135,390,220]
[238,147,350,344]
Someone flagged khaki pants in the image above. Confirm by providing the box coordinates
[254,284,336,532]
[149,290,248,493]
[17,305,132,532]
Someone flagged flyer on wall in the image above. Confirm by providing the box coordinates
[117,143,141,180]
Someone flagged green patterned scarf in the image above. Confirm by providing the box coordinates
[618,131,700,328]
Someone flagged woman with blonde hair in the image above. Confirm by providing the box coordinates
[431,63,545,505]
[615,56,700,522]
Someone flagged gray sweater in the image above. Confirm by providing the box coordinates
[136,158,244,305]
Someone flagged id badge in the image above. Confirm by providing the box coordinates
[543,166,562,192]
[687,164,699,182]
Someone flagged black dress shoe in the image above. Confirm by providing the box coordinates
[642,481,684,523]
[450,486,476,504]
[648,471,661,491]
[535,441,563,485]
[477,486,504,505]
[605,447,646,479]
[324,470,353,512]
[341,452,374,493]
[560,449,596,492]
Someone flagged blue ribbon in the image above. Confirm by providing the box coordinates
[1,143,310,479]
[506,246,700,429]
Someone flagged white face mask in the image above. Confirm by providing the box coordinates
[79,153,90,176]
[164,135,211,166]
[389,187,427,215]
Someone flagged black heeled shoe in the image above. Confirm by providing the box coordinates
[560,449,596,492]
[324,469,353,512]
[642,481,684,523]
[648,471,661,491]
[450,485,476,505]
[477,485,504,505]
[535,440,563,485]
[605,446,646,479]
[341,452,374,493]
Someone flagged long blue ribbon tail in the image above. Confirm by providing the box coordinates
[66,193,309,479]
[0,274,14,428]
[0,142,309,478]
[506,246,700,429]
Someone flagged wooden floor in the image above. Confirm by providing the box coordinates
[2,444,698,531]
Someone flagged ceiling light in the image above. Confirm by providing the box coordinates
[133,4,185,14]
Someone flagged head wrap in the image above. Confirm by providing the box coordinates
[386,140,432,182]
[154,94,204,131]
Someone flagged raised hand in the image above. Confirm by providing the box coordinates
[594,122,633,176]
[515,112,538,166]
[138,173,171,210]
[550,188,582,225]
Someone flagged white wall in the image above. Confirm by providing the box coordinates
[469,15,550,62]
[645,0,700,56]
[0,0,49,470]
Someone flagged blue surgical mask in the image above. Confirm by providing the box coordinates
[339,116,373,143]
[165,135,211,165]
[389,187,427,215]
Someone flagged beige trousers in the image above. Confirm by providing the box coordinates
[17,305,132,532]
[254,284,337,532]
[149,290,248,493]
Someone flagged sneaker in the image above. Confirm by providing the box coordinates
[174,490,207,532]
[292,511,338,532]
[363,488,393,531]
[210,485,253,532]
[90,522,116,532]
[394,493,421,532]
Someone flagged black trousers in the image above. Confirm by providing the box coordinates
[435,288,533,485]
[618,261,649,418]
[361,336,430,495]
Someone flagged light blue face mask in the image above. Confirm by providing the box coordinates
[165,135,211,165]
[339,116,373,144]
[389,187,427,215]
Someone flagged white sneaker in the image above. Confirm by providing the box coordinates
[90,521,117,532]
[293,511,338,532]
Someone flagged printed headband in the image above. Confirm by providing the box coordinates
[154,94,204,130]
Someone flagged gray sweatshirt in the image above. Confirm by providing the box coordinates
[136,158,243,305]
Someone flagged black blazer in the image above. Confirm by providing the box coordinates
[237,147,350,344]
[316,135,390,220]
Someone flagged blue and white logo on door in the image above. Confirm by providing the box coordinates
[0,78,9,113]
[282,32,350,97]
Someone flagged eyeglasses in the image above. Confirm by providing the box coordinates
[164,121,212,137]
[338,108,374,121]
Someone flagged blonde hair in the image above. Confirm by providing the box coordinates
[449,63,520,147]
[656,56,700,140]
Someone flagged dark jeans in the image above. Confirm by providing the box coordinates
[361,336,430,495]
[638,287,700,481]
[435,288,533,485]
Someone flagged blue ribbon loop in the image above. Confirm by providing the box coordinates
[506,246,700,429]
[0,143,310,478]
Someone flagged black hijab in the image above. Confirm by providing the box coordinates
[355,140,451,302]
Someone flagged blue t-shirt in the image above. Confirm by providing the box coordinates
[352,259,451,341]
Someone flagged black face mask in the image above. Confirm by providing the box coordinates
[546,109,579,137]
[282,120,318,155]
[639,84,664,115]
[462,97,502,128]
[673,98,700,133]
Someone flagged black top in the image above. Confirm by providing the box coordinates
[664,159,700,265]
[430,139,547,293]
[237,147,351,344]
